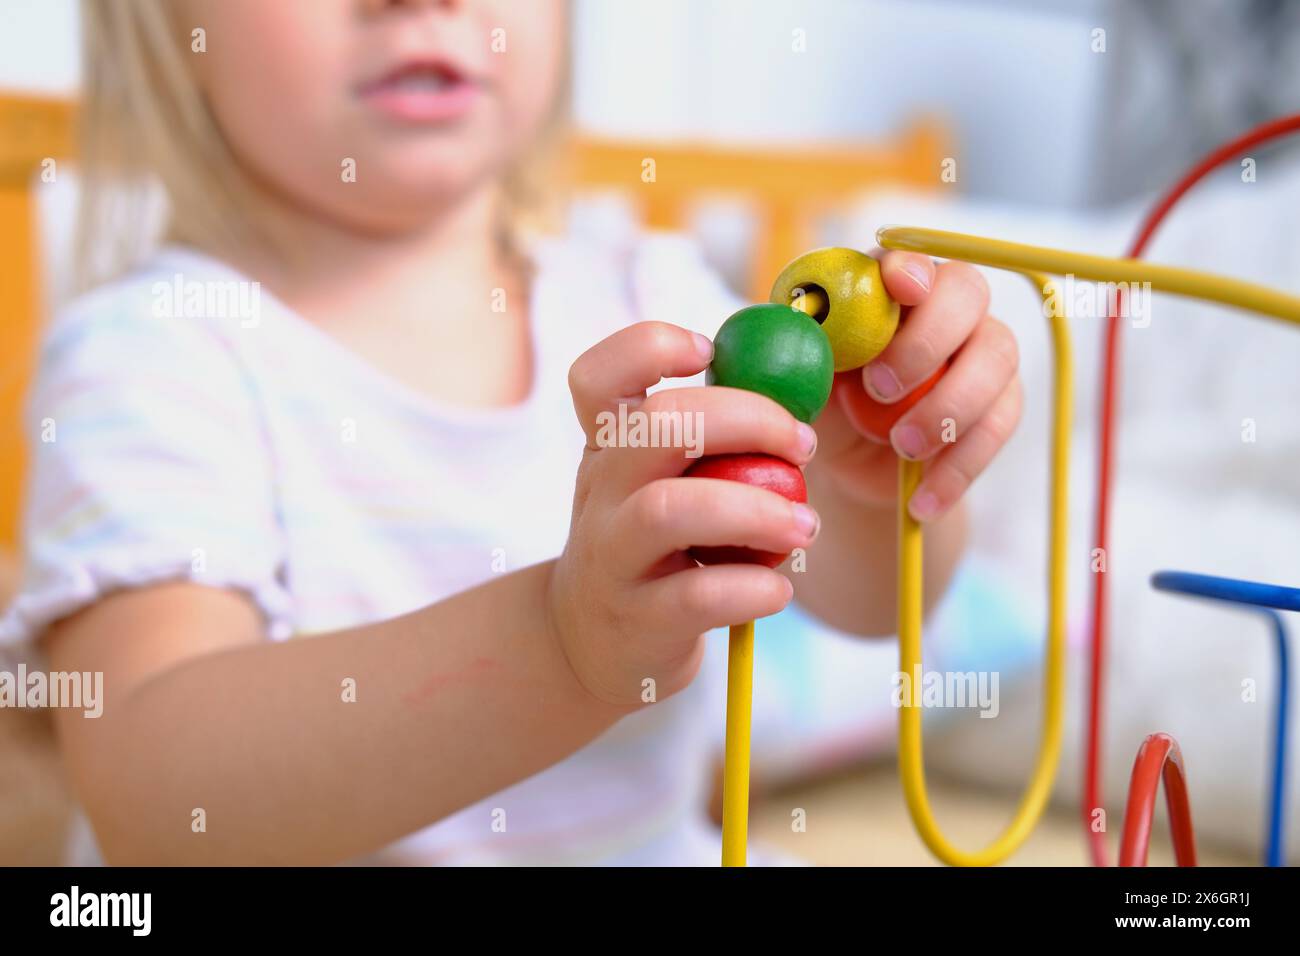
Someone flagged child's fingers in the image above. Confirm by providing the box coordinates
[591,386,816,499]
[609,477,818,579]
[878,250,937,306]
[634,563,794,635]
[887,315,1019,462]
[907,377,1023,522]
[568,321,714,446]
[861,261,990,404]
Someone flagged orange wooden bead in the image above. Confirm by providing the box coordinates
[833,361,948,443]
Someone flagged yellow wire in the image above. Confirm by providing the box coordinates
[878,226,1300,325]
[720,226,1298,867]
[882,226,1298,866]
[721,620,754,866]
[717,267,819,868]
[897,271,1069,866]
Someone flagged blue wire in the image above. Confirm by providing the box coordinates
[1150,570,1294,867]
[1152,571,1300,613]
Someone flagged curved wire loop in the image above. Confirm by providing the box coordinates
[1151,570,1295,866]
[1119,733,1197,866]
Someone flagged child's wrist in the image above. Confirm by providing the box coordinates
[540,560,639,720]
[804,458,897,516]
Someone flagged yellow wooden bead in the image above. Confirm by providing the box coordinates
[769,248,900,372]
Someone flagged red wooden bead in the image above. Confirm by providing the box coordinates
[833,361,948,443]
[683,453,807,568]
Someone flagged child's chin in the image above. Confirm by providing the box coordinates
[373,160,496,201]
[377,142,497,183]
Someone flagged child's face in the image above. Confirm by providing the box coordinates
[189,0,566,234]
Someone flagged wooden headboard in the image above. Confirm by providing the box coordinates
[568,120,948,301]
[0,93,75,552]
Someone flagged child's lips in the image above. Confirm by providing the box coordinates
[362,79,480,123]
[359,62,482,123]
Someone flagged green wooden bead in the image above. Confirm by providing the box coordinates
[707,304,834,423]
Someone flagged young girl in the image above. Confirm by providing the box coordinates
[1,0,1020,865]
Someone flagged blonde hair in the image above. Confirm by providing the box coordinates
[75,0,572,290]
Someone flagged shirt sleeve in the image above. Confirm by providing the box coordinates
[0,284,294,651]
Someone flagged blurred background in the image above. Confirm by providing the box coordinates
[2,0,1298,866]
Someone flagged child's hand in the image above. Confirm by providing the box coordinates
[550,323,819,708]
[813,252,1021,521]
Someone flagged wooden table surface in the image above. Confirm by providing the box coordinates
[750,761,1252,867]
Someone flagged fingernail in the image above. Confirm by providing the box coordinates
[891,424,927,460]
[793,503,820,541]
[865,362,902,401]
[693,333,714,362]
[796,423,818,461]
[903,261,932,294]
[908,490,940,522]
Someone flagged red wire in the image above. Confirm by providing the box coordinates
[1085,113,1300,866]
[1118,734,1197,866]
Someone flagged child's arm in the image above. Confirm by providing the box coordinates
[45,321,816,865]
[787,253,1019,636]
[45,562,618,865]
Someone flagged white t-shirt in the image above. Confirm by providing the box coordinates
[1,233,758,865]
